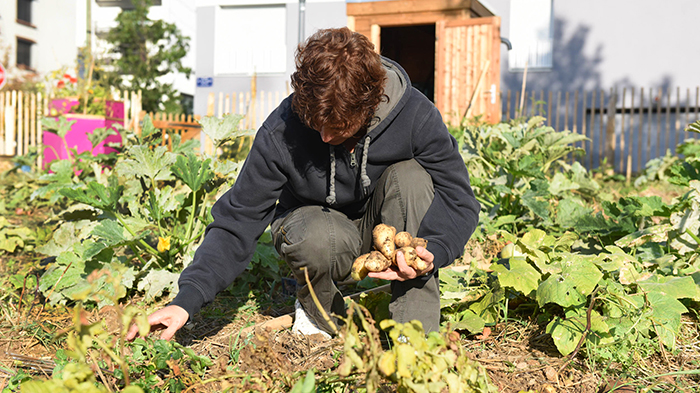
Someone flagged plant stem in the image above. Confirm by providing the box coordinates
[93,336,130,386]
[184,190,198,243]
[116,214,159,256]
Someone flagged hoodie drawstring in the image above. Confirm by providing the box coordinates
[326,146,337,205]
[326,135,371,205]
[360,135,371,188]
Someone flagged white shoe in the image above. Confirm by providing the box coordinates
[292,299,331,339]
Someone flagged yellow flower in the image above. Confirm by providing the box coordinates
[157,236,171,253]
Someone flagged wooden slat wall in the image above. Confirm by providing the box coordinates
[502,87,700,176]
[436,16,500,125]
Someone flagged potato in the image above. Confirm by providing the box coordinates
[394,231,413,248]
[397,246,429,272]
[372,224,396,261]
[364,250,392,272]
[351,253,370,281]
[410,237,428,249]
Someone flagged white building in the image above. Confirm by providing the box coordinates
[193,0,347,116]
[0,0,80,79]
[0,0,195,104]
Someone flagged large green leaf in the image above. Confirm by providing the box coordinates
[198,113,252,148]
[546,309,611,356]
[638,276,700,301]
[646,291,687,349]
[117,145,176,183]
[36,220,98,257]
[556,198,592,229]
[537,258,602,307]
[492,257,540,297]
[59,178,124,211]
[137,268,179,301]
[42,116,76,139]
[549,172,579,196]
[171,152,213,192]
[615,223,673,248]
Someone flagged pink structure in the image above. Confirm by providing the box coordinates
[43,100,124,169]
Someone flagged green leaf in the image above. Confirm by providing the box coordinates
[469,286,504,324]
[198,114,252,148]
[171,152,213,192]
[549,172,579,196]
[684,119,700,134]
[596,246,638,272]
[646,291,687,349]
[537,258,602,307]
[615,223,673,248]
[91,219,129,246]
[117,145,176,183]
[522,183,551,221]
[450,309,486,334]
[556,198,592,229]
[492,257,541,297]
[36,220,98,257]
[59,178,124,211]
[290,369,316,393]
[546,309,611,356]
[42,116,76,139]
[638,276,700,301]
[137,269,179,301]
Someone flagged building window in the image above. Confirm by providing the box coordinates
[508,0,553,71]
[17,38,33,68]
[214,5,287,75]
[17,0,33,24]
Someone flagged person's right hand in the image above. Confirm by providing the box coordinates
[126,305,189,341]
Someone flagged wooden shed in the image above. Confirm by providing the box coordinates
[347,0,501,125]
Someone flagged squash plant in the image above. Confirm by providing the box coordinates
[36,114,254,306]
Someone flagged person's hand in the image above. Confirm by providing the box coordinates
[126,305,189,341]
[368,246,434,281]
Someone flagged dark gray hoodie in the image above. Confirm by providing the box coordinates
[171,58,480,317]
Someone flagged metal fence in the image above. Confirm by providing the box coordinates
[502,87,700,175]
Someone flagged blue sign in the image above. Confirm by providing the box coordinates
[196,77,213,88]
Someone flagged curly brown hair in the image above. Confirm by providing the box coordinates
[291,27,387,138]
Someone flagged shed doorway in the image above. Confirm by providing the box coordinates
[380,24,436,102]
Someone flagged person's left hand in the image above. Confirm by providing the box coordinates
[368,246,434,281]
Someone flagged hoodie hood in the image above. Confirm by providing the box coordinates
[326,57,410,204]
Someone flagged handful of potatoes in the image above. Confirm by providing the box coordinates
[351,224,430,281]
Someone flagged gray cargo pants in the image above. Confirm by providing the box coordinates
[271,159,441,335]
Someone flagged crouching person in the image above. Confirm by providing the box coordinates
[126,27,480,341]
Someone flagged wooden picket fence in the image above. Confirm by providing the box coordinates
[502,87,700,176]
[205,90,290,129]
[0,90,142,168]
[4,85,699,176]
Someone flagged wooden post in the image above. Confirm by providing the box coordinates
[207,92,215,117]
[627,88,635,176]
[581,90,587,168]
[17,91,23,156]
[676,87,681,147]
[555,91,561,131]
[638,87,644,169]
[589,90,596,170]
[564,91,570,131]
[619,88,626,173]
[505,90,511,121]
[547,91,552,127]
[599,90,605,169]
[605,88,617,168]
[572,90,578,164]
[665,88,671,154]
[37,93,43,170]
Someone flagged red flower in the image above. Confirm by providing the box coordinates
[63,73,72,79]
[68,77,77,84]
[57,80,65,88]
